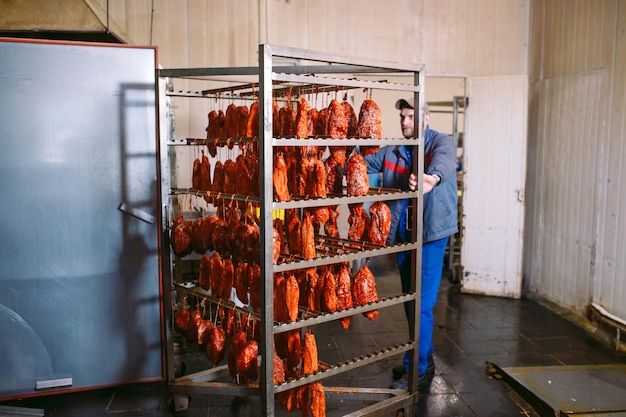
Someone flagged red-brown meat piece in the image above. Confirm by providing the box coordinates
[171,215,193,257]
[368,201,392,245]
[347,154,370,196]
[310,382,326,417]
[352,264,379,320]
[324,206,340,238]
[335,263,353,330]
[212,160,225,193]
[301,213,316,260]
[285,272,300,322]
[198,254,211,290]
[220,258,234,300]
[295,97,310,139]
[273,151,291,202]
[248,263,261,311]
[234,261,249,305]
[191,215,217,254]
[302,332,319,375]
[348,206,370,241]
[246,101,259,138]
[357,99,383,155]
[208,251,222,295]
[324,155,344,195]
[235,154,251,196]
[285,209,302,255]
[206,325,226,366]
[320,266,338,313]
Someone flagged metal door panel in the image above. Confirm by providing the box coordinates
[461,75,527,298]
[0,39,162,398]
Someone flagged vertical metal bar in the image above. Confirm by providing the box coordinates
[157,75,176,383]
[259,43,275,417]
[407,71,425,396]
[453,96,460,148]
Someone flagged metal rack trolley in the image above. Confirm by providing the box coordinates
[159,44,425,417]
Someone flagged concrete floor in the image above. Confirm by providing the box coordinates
[2,254,625,417]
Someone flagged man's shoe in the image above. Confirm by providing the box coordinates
[390,368,435,392]
[392,356,435,380]
[417,368,435,392]
[389,375,409,390]
[392,365,406,381]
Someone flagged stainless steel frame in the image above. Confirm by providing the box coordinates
[159,44,425,417]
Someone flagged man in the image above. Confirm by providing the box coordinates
[362,98,458,391]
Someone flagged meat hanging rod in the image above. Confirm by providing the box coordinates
[199,80,356,99]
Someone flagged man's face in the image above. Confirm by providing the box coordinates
[400,107,415,138]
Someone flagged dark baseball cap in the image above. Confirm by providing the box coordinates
[395,98,429,114]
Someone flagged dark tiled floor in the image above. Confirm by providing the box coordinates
[2,255,625,417]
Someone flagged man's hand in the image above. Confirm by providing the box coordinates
[408,173,438,193]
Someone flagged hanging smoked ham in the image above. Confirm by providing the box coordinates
[310,382,326,417]
[273,349,286,385]
[248,263,262,311]
[301,212,316,260]
[302,332,319,375]
[311,206,329,234]
[206,110,219,157]
[191,215,217,254]
[324,206,340,238]
[198,254,211,290]
[225,103,239,139]
[212,160,225,194]
[324,154,344,196]
[273,151,291,202]
[223,159,237,194]
[305,267,322,311]
[295,96,310,139]
[335,263,353,330]
[352,264,379,320]
[274,273,289,323]
[171,215,193,257]
[347,154,369,197]
[206,325,226,366]
[315,107,329,136]
[285,271,299,322]
[328,99,348,167]
[237,105,249,138]
[197,319,213,350]
[357,99,383,155]
[272,225,282,264]
[207,251,222,295]
[219,258,234,300]
[368,201,392,245]
[235,154,251,196]
[210,218,230,257]
[348,207,370,241]
[285,209,302,255]
[279,106,297,137]
[234,261,249,304]
[246,101,259,138]
[320,266,338,313]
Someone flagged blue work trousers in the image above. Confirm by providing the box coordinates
[397,236,448,375]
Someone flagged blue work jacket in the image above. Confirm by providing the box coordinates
[363,126,458,245]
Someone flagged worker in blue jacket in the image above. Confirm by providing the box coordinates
[362,98,458,391]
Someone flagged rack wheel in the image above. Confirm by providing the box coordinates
[168,393,191,415]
